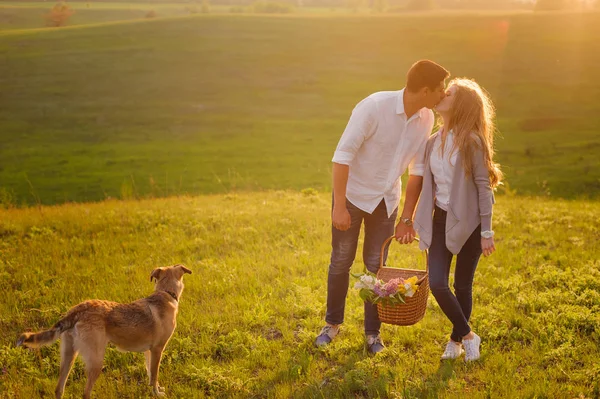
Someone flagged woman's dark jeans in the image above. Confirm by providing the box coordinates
[325,199,397,336]
[429,206,482,342]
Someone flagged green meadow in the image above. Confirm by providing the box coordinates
[0,2,242,31]
[1,11,599,205]
[1,6,600,398]
[0,193,599,398]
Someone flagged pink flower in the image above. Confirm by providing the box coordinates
[375,278,404,297]
[373,282,386,297]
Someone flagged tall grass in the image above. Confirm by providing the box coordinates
[0,191,598,397]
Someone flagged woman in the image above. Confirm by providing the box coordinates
[413,78,502,362]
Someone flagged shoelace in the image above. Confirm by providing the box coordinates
[321,326,337,338]
[367,336,382,346]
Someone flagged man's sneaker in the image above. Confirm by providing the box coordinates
[463,333,481,362]
[440,341,464,360]
[315,325,339,347]
[366,334,385,354]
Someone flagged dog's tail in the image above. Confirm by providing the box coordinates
[17,311,78,349]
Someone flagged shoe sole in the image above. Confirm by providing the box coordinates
[441,350,464,360]
[366,344,385,355]
[315,339,331,347]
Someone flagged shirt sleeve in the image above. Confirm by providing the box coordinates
[472,145,494,232]
[408,138,427,176]
[332,98,377,165]
[408,113,434,176]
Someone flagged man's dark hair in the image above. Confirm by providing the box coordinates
[406,60,450,92]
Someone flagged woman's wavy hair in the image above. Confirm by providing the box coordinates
[443,78,503,188]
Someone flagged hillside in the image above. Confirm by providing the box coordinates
[1,12,600,204]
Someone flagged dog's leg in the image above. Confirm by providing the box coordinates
[145,350,165,393]
[55,332,78,399]
[81,352,104,399]
[78,337,107,399]
[144,350,151,383]
[149,346,167,397]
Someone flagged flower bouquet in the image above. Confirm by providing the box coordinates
[353,272,420,306]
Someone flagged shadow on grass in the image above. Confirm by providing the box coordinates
[255,336,375,397]
[400,360,459,398]
[259,333,461,398]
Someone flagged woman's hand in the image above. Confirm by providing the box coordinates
[481,237,496,257]
[332,206,352,231]
[395,223,416,244]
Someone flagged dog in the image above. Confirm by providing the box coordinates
[17,264,192,399]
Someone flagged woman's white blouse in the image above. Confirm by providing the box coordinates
[430,131,458,211]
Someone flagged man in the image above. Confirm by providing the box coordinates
[316,60,450,354]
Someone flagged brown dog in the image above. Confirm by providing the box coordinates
[17,264,192,399]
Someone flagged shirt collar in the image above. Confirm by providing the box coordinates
[396,89,406,115]
[396,88,425,120]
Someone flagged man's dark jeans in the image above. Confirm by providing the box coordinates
[325,199,397,336]
[429,206,482,342]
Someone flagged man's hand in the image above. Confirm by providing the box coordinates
[395,175,422,245]
[332,206,352,231]
[395,223,416,244]
[481,237,496,257]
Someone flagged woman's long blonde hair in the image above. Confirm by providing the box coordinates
[443,78,503,188]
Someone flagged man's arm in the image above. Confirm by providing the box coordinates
[330,97,377,232]
[332,162,351,231]
[395,175,423,243]
[396,130,428,243]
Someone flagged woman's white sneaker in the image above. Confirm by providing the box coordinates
[441,341,464,360]
[463,333,481,362]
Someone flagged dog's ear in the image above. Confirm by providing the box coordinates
[174,264,192,278]
[150,268,164,282]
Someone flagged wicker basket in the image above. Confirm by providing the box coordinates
[376,236,429,326]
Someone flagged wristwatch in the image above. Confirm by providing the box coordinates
[400,217,413,227]
[481,230,494,239]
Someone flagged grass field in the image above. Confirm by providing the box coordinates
[0,192,598,398]
[1,4,600,398]
[0,2,240,31]
[0,2,385,32]
[1,11,599,205]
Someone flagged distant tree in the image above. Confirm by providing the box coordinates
[439,0,533,9]
[371,0,388,12]
[252,1,294,13]
[534,0,578,10]
[185,5,199,13]
[346,0,365,12]
[45,2,74,27]
[405,0,437,10]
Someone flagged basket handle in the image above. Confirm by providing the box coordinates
[379,235,429,282]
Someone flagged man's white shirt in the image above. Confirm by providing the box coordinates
[332,89,434,218]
